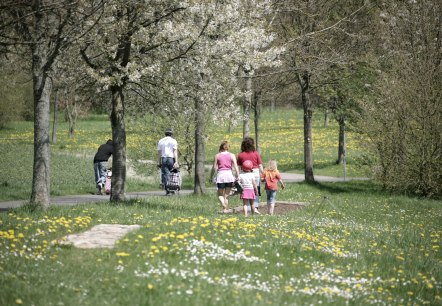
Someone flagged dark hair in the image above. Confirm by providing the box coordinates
[240,137,255,152]
[218,141,230,152]
[165,128,173,136]
[106,139,113,144]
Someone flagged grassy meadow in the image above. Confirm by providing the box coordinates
[0,108,370,201]
[0,108,441,305]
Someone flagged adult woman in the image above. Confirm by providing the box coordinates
[237,137,263,214]
[210,141,240,213]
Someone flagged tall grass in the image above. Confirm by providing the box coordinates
[0,181,440,305]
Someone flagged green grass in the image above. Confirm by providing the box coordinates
[0,108,371,201]
[1,181,441,305]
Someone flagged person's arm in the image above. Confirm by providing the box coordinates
[210,154,218,181]
[173,148,179,168]
[279,179,285,190]
[252,177,258,194]
[231,153,240,179]
[157,149,162,167]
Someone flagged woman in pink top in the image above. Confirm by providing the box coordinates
[210,141,240,213]
[237,137,263,214]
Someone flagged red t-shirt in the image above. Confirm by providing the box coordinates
[261,170,282,190]
[237,151,262,169]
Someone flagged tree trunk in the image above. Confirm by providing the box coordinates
[243,68,252,138]
[30,48,52,209]
[110,85,127,201]
[301,73,315,183]
[324,109,329,127]
[336,116,345,164]
[254,90,261,154]
[194,93,206,194]
[52,90,57,144]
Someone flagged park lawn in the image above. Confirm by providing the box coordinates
[0,180,441,306]
[0,108,371,201]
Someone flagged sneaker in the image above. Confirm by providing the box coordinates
[97,183,103,195]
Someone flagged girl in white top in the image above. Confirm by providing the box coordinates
[239,160,258,217]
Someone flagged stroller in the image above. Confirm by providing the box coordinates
[160,167,181,195]
[104,169,112,195]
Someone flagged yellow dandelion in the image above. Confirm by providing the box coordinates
[15,298,23,305]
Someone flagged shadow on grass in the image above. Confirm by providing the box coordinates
[299,179,383,195]
[97,193,210,215]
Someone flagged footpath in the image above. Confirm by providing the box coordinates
[0,173,364,211]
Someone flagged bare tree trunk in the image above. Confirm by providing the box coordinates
[110,85,126,201]
[324,109,329,127]
[194,86,206,194]
[243,68,252,138]
[52,90,57,144]
[30,49,52,208]
[253,90,261,153]
[336,116,345,164]
[300,72,315,183]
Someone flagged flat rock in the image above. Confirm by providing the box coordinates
[60,224,141,249]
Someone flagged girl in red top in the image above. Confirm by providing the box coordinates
[261,159,285,215]
[237,137,263,214]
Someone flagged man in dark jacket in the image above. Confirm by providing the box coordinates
[93,139,113,195]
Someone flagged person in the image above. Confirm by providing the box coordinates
[238,160,258,217]
[157,128,179,195]
[93,139,113,195]
[261,159,285,215]
[210,141,240,213]
[237,137,263,214]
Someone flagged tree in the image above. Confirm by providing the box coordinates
[271,0,370,182]
[0,0,101,208]
[358,0,442,197]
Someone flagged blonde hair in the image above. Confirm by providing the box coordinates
[266,159,278,171]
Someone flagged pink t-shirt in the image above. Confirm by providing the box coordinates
[217,152,233,170]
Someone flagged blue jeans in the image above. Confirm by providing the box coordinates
[161,157,174,188]
[266,190,277,204]
[94,161,108,188]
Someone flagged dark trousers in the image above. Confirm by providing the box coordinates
[161,157,174,188]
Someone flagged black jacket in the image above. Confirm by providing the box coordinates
[93,140,113,163]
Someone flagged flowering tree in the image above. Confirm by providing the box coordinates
[79,0,283,196]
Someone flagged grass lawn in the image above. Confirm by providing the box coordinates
[0,108,440,305]
[0,181,441,305]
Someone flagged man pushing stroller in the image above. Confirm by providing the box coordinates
[157,128,179,195]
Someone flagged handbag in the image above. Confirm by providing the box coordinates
[230,181,243,196]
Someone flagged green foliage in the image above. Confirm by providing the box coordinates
[0,181,441,305]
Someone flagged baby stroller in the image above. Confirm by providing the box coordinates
[104,169,112,195]
[162,168,181,195]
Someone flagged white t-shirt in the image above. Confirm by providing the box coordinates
[157,136,177,158]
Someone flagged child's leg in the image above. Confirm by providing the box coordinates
[269,190,276,215]
[250,200,255,215]
[242,199,249,216]
[266,190,271,214]
[269,203,275,215]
